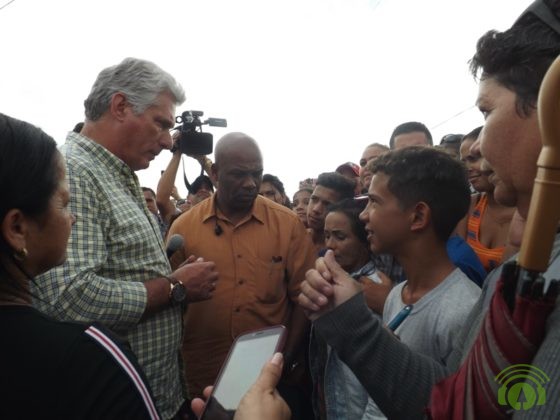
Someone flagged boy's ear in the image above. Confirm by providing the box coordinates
[410,201,430,232]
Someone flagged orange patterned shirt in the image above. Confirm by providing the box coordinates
[466,193,505,272]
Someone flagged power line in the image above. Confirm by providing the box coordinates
[430,105,477,131]
[0,0,16,11]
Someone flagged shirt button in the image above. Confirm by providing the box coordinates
[235,307,240,312]
[237,254,242,258]
[238,279,244,285]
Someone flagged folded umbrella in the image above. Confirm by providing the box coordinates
[428,50,560,420]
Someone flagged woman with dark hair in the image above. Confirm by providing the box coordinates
[259,174,290,207]
[324,198,392,313]
[0,114,159,419]
[459,126,516,272]
[292,187,312,227]
[310,198,391,420]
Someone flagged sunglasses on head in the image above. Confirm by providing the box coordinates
[515,0,560,35]
[440,134,463,145]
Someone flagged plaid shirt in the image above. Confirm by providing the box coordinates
[373,253,406,284]
[33,132,184,419]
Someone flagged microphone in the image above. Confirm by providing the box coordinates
[214,222,223,236]
[166,234,184,258]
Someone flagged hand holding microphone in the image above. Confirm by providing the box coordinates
[166,234,184,259]
[165,234,219,302]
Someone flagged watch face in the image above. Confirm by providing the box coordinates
[171,283,187,303]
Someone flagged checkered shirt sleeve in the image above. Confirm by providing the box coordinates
[32,133,184,419]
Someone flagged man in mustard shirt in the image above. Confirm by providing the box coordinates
[168,132,316,418]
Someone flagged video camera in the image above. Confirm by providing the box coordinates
[173,110,227,156]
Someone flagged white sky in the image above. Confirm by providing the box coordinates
[0,0,530,198]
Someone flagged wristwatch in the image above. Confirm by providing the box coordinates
[165,276,187,304]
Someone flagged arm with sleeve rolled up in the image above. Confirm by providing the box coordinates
[156,150,182,225]
[34,169,217,330]
[33,173,148,330]
[37,265,149,331]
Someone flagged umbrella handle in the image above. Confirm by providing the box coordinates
[518,55,560,272]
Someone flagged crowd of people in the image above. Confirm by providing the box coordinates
[1,0,559,419]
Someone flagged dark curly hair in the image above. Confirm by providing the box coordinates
[262,174,286,196]
[469,0,560,116]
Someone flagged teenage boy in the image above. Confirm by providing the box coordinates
[366,147,481,365]
[308,147,481,418]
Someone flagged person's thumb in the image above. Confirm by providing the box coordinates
[323,250,347,279]
[253,353,283,391]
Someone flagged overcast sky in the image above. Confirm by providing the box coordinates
[0,0,530,197]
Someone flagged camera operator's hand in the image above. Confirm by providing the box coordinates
[170,131,182,154]
[187,154,216,187]
[172,260,219,302]
[187,153,206,161]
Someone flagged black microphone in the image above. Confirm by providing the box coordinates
[166,234,184,258]
[214,222,223,236]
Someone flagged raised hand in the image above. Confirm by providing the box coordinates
[298,250,363,320]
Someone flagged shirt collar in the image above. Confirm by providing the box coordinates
[201,194,266,225]
[66,131,134,179]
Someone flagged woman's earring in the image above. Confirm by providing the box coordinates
[13,248,28,261]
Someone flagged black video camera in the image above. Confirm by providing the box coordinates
[174,111,227,155]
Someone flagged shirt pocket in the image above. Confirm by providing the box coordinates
[253,259,287,304]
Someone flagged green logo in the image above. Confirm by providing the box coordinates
[495,364,549,411]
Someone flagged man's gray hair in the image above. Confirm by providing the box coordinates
[84,57,186,121]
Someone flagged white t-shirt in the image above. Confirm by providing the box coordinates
[383,268,481,364]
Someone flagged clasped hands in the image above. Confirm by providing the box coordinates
[297,250,363,321]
